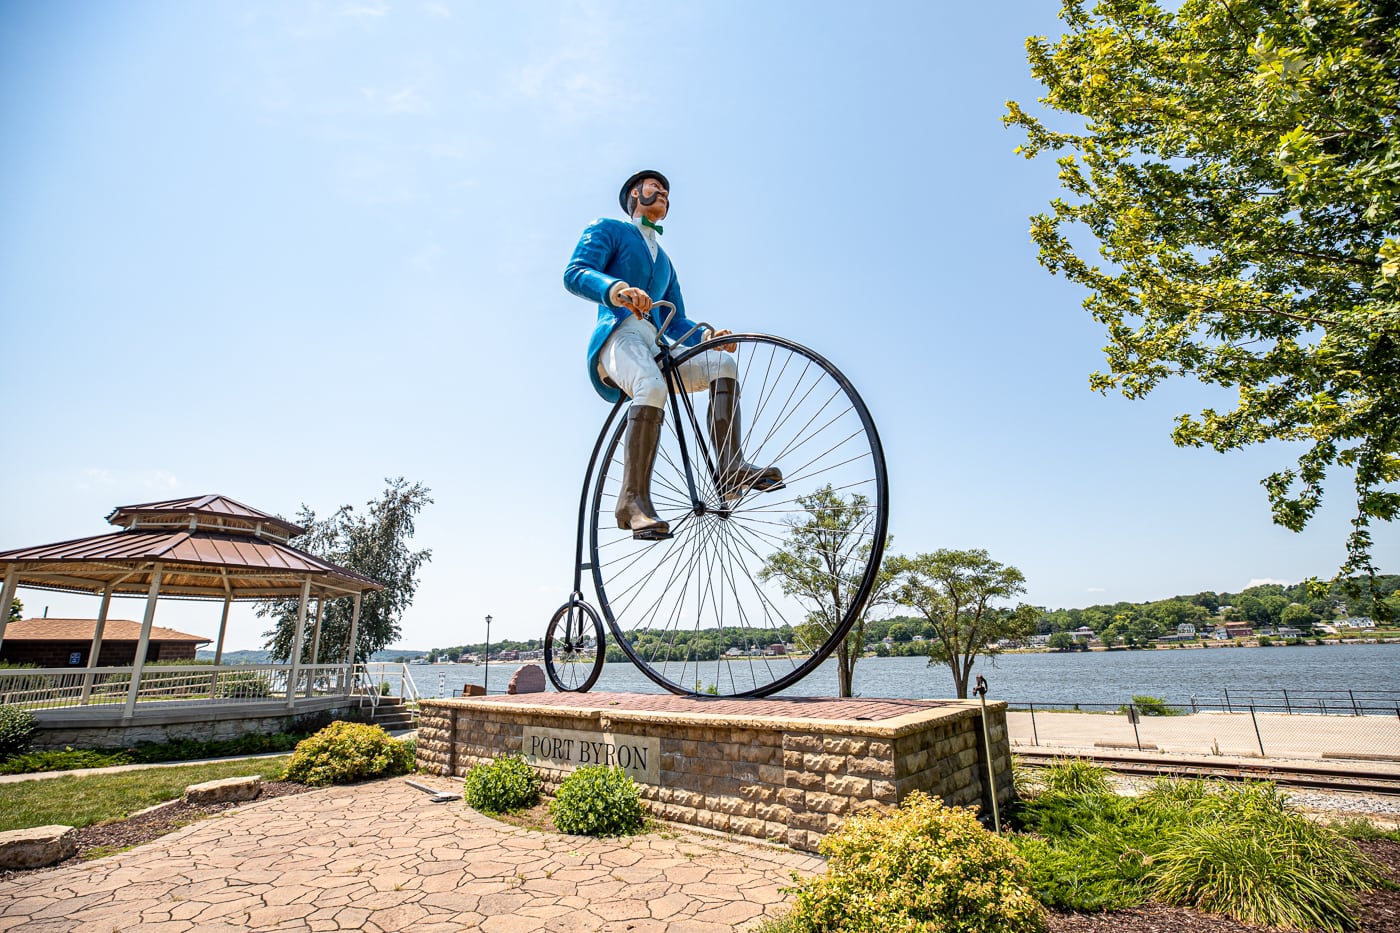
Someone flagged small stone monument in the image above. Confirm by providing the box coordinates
[507,664,546,694]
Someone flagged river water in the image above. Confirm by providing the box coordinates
[394,642,1399,707]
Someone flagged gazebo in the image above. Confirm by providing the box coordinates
[0,495,385,731]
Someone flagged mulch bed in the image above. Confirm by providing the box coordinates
[0,779,312,882]
[1045,839,1400,933]
[4,788,1398,933]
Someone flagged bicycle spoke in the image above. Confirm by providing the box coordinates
[589,334,887,697]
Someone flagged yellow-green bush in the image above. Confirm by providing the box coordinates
[781,792,1046,933]
[282,721,414,787]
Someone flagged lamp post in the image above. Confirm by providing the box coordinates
[483,614,492,694]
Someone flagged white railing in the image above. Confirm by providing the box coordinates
[358,662,422,704]
[0,662,357,713]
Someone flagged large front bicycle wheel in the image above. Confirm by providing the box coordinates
[589,333,888,698]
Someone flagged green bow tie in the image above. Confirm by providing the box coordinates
[640,216,664,235]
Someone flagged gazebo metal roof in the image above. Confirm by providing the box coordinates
[0,495,380,600]
[0,495,384,722]
[106,494,307,542]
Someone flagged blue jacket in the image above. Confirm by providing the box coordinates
[564,217,703,403]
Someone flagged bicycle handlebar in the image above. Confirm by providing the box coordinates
[650,301,711,351]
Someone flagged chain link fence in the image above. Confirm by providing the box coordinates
[1005,689,1400,764]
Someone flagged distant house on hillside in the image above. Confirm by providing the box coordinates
[0,618,210,667]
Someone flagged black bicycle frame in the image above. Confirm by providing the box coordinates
[567,318,724,601]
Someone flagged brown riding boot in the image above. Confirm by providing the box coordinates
[708,377,784,501]
[615,405,671,540]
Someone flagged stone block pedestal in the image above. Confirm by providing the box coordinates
[417,693,1012,853]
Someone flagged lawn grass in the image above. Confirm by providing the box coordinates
[0,756,292,832]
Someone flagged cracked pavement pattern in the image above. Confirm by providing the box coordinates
[0,777,824,932]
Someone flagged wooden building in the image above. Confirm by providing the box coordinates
[0,618,210,667]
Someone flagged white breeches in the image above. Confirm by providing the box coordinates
[598,315,737,409]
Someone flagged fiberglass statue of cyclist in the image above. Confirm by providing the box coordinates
[564,169,783,541]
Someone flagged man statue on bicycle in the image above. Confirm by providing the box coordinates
[564,170,782,541]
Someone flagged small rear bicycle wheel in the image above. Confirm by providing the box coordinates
[544,600,605,692]
[588,333,888,698]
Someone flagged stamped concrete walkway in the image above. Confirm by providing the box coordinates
[0,776,824,932]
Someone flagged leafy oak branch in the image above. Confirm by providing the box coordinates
[1006,0,1400,600]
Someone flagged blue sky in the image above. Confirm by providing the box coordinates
[3,0,1392,650]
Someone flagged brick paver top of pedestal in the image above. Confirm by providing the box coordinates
[435,692,974,725]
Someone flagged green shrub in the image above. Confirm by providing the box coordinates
[1330,817,1400,843]
[464,754,540,814]
[0,730,311,775]
[281,721,414,787]
[214,670,274,698]
[1151,818,1377,932]
[1121,695,1183,716]
[549,765,645,836]
[1037,757,1112,797]
[1011,777,1381,930]
[0,704,37,759]
[779,791,1046,933]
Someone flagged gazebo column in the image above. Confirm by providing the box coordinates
[209,595,232,701]
[123,563,164,720]
[306,596,325,698]
[80,583,115,705]
[0,569,18,652]
[339,593,363,694]
[286,578,311,709]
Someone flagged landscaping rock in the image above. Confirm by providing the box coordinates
[182,776,262,805]
[0,825,76,869]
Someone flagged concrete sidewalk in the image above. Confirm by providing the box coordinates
[0,776,824,932]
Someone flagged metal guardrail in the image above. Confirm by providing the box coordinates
[1005,694,1400,762]
[0,662,361,712]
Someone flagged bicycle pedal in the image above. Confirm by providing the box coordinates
[632,529,673,541]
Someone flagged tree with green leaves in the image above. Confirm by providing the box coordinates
[891,549,1037,698]
[258,478,433,664]
[1006,0,1400,598]
[7,597,20,623]
[759,485,894,697]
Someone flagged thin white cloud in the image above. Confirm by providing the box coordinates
[340,0,388,19]
[360,86,434,115]
[1245,577,1292,589]
[506,4,643,122]
[1086,586,1107,593]
[146,470,180,491]
[424,1,452,18]
[411,242,444,271]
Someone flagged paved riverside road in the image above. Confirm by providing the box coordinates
[0,777,823,932]
[1007,708,1400,770]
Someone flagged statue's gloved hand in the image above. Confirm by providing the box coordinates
[609,283,653,319]
[706,328,738,353]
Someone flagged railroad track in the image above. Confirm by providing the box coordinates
[1014,750,1400,797]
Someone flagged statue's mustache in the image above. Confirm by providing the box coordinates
[638,190,667,207]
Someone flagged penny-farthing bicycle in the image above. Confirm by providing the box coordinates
[545,302,888,698]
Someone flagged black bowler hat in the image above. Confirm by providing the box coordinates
[618,169,669,213]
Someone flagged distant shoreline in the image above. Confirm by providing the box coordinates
[998,637,1399,655]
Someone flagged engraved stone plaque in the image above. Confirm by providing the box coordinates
[521,725,660,784]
